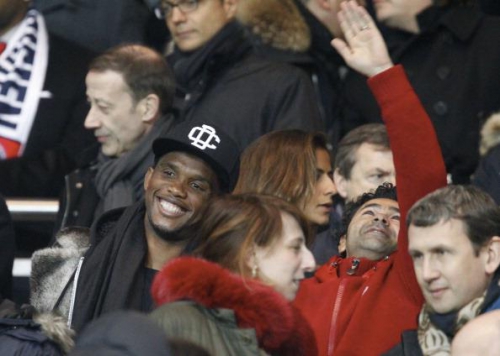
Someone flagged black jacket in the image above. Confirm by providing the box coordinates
[169,21,323,151]
[70,202,152,333]
[340,4,500,184]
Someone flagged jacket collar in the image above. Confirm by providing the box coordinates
[152,257,317,355]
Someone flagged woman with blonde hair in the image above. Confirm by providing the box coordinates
[150,193,317,356]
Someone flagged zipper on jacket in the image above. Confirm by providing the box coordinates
[346,258,360,276]
[328,279,348,355]
[60,174,72,230]
[67,256,84,328]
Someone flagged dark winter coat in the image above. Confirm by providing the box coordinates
[236,0,345,140]
[340,4,500,184]
[169,21,323,151]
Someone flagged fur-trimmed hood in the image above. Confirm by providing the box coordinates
[30,227,91,317]
[34,313,75,353]
[152,257,317,356]
[480,112,500,156]
[236,0,311,52]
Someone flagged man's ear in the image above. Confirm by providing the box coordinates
[223,0,238,19]
[334,168,348,199]
[139,94,160,124]
[144,167,154,191]
[484,236,500,274]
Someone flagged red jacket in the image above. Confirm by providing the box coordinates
[294,66,447,356]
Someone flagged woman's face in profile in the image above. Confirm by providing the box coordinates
[301,148,336,226]
[253,212,316,300]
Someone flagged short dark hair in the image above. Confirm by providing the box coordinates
[88,44,175,114]
[340,182,398,237]
[407,185,500,254]
[335,124,390,179]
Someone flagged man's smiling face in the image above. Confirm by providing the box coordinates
[144,151,219,240]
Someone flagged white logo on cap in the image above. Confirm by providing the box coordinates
[188,125,220,150]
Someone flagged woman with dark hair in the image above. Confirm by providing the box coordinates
[234,130,338,263]
[150,194,317,356]
[234,130,336,227]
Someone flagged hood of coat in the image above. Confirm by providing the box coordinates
[480,112,500,156]
[34,313,75,353]
[152,257,317,356]
[236,0,311,52]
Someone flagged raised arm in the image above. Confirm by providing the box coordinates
[332,1,447,298]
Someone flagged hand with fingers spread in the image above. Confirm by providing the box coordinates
[331,0,393,77]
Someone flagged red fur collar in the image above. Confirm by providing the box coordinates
[152,257,317,356]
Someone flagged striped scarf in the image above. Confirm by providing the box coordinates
[0,9,48,159]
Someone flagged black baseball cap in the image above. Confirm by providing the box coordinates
[152,122,240,192]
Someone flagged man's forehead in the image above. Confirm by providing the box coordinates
[360,198,399,212]
[158,151,214,175]
[409,219,468,247]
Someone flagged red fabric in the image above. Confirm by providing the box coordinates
[294,65,447,356]
[152,257,318,356]
[0,138,21,159]
[0,42,6,54]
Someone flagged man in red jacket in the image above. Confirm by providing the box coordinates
[293,2,447,355]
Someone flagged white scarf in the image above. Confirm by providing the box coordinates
[0,9,48,159]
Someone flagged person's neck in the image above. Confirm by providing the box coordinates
[382,15,421,34]
[145,232,188,270]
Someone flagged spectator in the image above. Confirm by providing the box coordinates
[236,0,343,139]
[385,185,500,355]
[235,130,336,227]
[30,121,240,333]
[233,130,337,264]
[310,123,396,262]
[472,112,500,205]
[55,44,176,232]
[293,0,365,147]
[0,195,15,299]
[340,0,500,184]
[150,194,317,356]
[333,123,394,202]
[293,2,446,355]
[451,310,500,356]
[0,0,96,198]
[158,0,323,150]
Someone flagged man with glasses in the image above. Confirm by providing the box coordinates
[157,0,323,150]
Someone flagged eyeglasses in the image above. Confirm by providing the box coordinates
[155,0,200,19]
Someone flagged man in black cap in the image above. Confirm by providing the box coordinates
[30,121,240,333]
